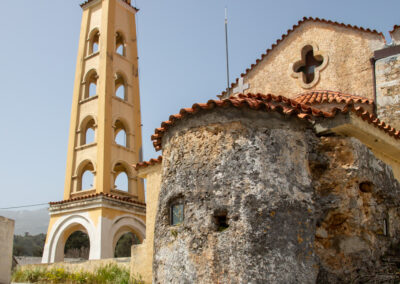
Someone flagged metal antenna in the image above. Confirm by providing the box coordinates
[225,7,230,96]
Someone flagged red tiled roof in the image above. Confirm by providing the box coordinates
[294,91,374,105]
[134,156,163,170]
[151,93,400,151]
[390,25,400,37]
[220,17,385,97]
[80,0,138,11]
[49,192,145,206]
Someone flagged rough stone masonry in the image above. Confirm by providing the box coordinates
[152,108,400,283]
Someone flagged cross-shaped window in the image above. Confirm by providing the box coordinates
[294,45,324,84]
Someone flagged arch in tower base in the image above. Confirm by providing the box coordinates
[42,213,96,263]
[42,194,146,264]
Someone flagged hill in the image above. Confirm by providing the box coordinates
[0,208,49,235]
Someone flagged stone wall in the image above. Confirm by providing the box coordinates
[376,53,400,130]
[154,109,319,283]
[0,216,14,284]
[310,137,400,282]
[152,108,400,283]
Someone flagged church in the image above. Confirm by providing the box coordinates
[42,0,400,283]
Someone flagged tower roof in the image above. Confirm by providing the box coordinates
[80,0,138,11]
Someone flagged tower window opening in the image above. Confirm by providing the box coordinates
[84,71,98,100]
[114,120,128,147]
[81,118,96,145]
[89,83,96,97]
[115,74,127,101]
[116,32,126,56]
[79,162,94,191]
[81,170,94,191]
[113,163,129,192]
[88,30,100,55]
[85,128,95,144]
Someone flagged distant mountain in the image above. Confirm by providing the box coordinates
[0,208,49,235]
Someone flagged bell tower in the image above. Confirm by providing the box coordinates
[42,0,146,263]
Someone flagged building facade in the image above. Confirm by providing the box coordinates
[134,19,400,283]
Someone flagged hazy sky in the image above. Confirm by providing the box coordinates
[0,0,399,209]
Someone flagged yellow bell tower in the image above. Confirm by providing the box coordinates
[42,0,146,263]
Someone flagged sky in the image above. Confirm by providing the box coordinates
[0,0,399,209]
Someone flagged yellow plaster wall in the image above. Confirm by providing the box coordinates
[131,164,162,283]
[237,22,385,99]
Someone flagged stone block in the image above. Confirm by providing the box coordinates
[0,216,14,284]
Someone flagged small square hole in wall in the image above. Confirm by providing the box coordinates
[214,210,229,232]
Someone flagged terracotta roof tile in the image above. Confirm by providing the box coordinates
[390,25,400,37]
[134,156,163,170]
[80,0,138,11]
[293,91,374,105]
[151,93,400,151]
[49,192,145,206]
[220,17,385,97]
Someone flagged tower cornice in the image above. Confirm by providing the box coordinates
[80,0,139,12]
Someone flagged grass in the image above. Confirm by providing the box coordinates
[12,264,144,284]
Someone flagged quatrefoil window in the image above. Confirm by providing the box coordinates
[290,43,328,89]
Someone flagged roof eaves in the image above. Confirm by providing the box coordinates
[152,93,399,151]
[134,156,163,170]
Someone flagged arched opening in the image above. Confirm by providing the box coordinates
[113,163,129,192]
[79,162,94,191]
[115,73,127,100]
[80,118,96,145]
[115,172,128,191]
[64,230,90,260]
[114,232,141,257]
[83,70,98,99]
[114,119,128,147]
[88,29,100,55]
[116,32,126,56]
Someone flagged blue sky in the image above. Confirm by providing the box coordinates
[0,0,399,208]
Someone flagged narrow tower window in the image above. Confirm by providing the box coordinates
[114,120,128,148]
[80,118,96,145]
[116,32,126,56]
[115,73,127,100]
[83,71,98,100]
[79,162,94,191]
[88,30,100,55]
[113,163,129,192]
[115,172,128,191]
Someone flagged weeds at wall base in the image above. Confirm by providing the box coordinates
[12,264,144,284]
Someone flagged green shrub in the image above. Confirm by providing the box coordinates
[12,264,142,283]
